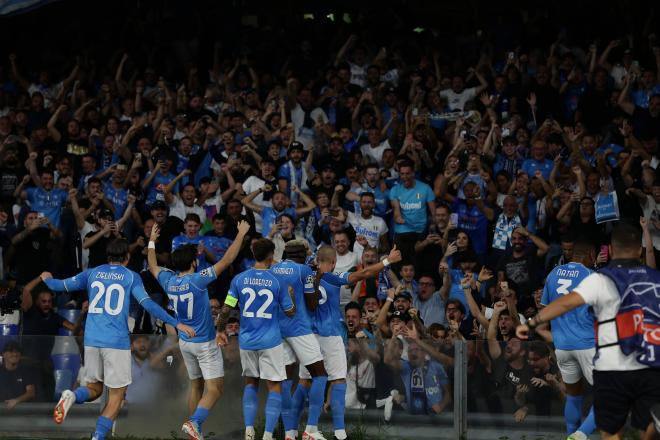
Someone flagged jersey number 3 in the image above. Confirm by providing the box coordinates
[89,281,125,315]
[556,278,572,295]
[241,287,274,319]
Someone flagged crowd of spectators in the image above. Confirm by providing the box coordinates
[0,1,659,425]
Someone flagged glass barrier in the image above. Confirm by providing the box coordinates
[2,335,618,439]
[461,339,592,440]
[0,334,454,439]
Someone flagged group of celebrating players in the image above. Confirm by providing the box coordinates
[41,220,401,440]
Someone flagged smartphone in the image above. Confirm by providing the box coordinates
[449,213,458,225]
[600,245,609,260]
[508,52,515,60]
[37,212,45,219]
[134,152,142,161]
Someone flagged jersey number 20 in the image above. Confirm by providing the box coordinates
[242,287,273,319]
[89,281,125,316]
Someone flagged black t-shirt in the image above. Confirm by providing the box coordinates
[632,106,660,140]
[0,363,36,401]
[492,356,532,400]
[85,230,122,269]
[154,216,184,259]
[496,247,540,299]
[22,306,65,336]
[13,227,51,284]
[0,166,24,203]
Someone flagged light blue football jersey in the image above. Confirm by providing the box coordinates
[45,265,154,349]
[541,262,595,350]
[157,267,217,343]
[312,272,351,337]
[271,260,315,338]
[226,268,293,350]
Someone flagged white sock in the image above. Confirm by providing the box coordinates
[246,426,255,435]
[304,425,317,433]
[334,429,347,440]
[285,429,298,438]
[262,432,274,440]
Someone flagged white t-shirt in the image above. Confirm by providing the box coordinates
[242,175,273,233]
[348,61,367,88]
[573,273,647,371]
[346,358,375,410]
[347,211,388,248]
[336,251,359,306]
[169,196,207,223]
[80,221,95,270]
[439,87,477,111]
[609,65,627,90]
[291,104,328,151]
[360,140,391,167]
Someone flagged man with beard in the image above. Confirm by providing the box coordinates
[278,142,312,201]
[391,161,436,266]
[384,324,452,415]
[76,177,116,221]
[375,286,414,337]
[15,166,68,228]
[345,164,390,219]
[492,195,525,259]
[496,227,548,309]
[316,134,350,178]
[347,192,389,254]
[487,336,533,422]
[413,275,448,328]
[242,185,315,239]
[20,276,75,400]
[125,334,162,405]
[524,342,564,418]
[414,204,449,278]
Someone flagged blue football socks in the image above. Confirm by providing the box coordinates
[264,391,282,434]
[243,384,258,429]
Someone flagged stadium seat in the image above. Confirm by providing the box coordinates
[57,309,81,336]
[0,324,19,336]
[51,352,81,400]
[53,369,74,399]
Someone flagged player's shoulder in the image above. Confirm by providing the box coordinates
[323,271,349,285]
